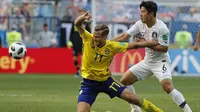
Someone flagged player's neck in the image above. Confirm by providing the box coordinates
[146,18,156,28]
[97,41,106,48]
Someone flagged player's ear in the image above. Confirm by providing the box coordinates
[150,12,154,17]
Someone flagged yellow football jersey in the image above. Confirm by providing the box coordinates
[80,30,128,81]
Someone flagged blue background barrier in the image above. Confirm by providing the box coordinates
[169,49,200,75]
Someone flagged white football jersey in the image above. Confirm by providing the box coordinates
[127,19,171,63]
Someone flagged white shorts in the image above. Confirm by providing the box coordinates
[129,60,172,81]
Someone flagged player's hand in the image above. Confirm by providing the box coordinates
[145,40,159,46]
[83,12,92,22]
[135,38,145,42]
[193,44,199,51]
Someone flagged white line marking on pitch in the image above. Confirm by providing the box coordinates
[0,94,33,97]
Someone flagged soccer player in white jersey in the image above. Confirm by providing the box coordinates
[113,1,192,112]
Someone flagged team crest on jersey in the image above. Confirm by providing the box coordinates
[105,48,110,56]
[140,32,144,37]
[152,32,158,40]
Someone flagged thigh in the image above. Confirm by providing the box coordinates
[77,102,90,112]
[151,61,172,82]
[129,60,152,80]
[104,77,126,99]
[78,79,100,106]
[120,69,138,85]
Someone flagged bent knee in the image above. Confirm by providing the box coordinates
[163,85,174,94]
[161,80,174,94]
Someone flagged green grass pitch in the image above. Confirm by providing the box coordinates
[0,74,199,112]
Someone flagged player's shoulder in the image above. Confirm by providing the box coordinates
[156,19,169,33]
[157,19,169,30]
[135,20,143,25]
[106,40,119,48]
[107,40,127,48]
[106,40,116,46]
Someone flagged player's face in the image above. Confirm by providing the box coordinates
[93,31,106,47]
[140,7,151,23]
[44,26,48,32]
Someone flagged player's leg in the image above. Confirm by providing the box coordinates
[152,61,192,112]
[104,77,163,112]
[73,50,81,76]
[126,85,141,112]
[121,88,163,112]
[77,79,99,112]
[120,61,152,112]
[77,102,91,112]
[120,60,152,85]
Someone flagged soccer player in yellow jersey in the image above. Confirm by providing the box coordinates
[75,12,163,112]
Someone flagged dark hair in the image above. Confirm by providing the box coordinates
[44,23,48,27]
[140,1,157,17]
[94,24,109,36]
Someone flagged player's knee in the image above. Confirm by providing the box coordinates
[163,86,174,94]
[161,82,174,94]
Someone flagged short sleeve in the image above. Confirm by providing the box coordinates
[112,41,128,53]
[80,30,93,43]
[127,21,140,36]
[158,27,170,46]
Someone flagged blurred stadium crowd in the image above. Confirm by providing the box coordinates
[0,0,199,49]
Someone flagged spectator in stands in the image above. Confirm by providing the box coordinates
[36,23,57,48]
[173,24,193,75]
[6,24,23,47]
[0,0,12,30]
[0,0,12,11]
[21,2,31,36]
[74,0,88,10]
[10,7,27,40]
[34,0,52,17]
[53,0,62,19]
[182,7,200,22]
[0,11,8,30]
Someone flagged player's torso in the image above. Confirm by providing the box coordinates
[81,40,115,80]
[138,19,163,41]
[137,19,170,63]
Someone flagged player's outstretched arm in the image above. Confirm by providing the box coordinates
[74,12,91,34]
[193,29,200,51]
[127,40,158,50]
[112,32,131,42]
[150,45,168,53]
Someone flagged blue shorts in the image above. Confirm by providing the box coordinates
[78,77,126,106]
